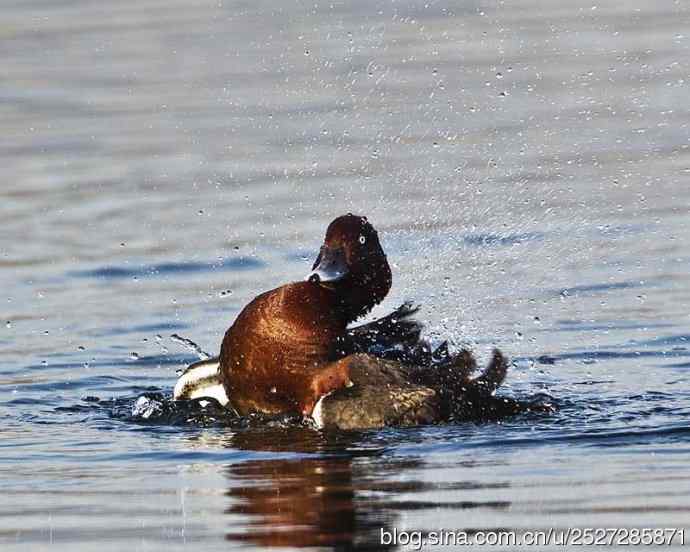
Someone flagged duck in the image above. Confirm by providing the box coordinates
[174,214,548,430]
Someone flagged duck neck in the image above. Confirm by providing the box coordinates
[335,278,388,323]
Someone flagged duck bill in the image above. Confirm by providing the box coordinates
[307,247,348,284]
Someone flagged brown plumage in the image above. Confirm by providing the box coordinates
[214,213,549,428]
[219,214,392,416]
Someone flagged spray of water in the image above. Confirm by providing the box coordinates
[170,333,212,360]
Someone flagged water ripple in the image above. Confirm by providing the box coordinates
[70,256,264,280]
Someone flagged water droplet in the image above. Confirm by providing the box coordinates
[515,331,524,341]
[359,235,366,244]
[304,49,310,56]
[78,345,86,351]
[155,334,163,341]
[270,386,277,394]
[130,352,140,360]
[198,209,204,215]
[495,72,503,79]
[5,321,10,329]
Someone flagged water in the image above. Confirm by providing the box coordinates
[2,0,690,549]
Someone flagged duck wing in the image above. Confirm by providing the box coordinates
[344,302,424,357]
[313,354,439,430]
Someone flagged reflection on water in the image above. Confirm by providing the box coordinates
[184,428,394,549]
[192,428,512,550]
[226,457,389,549]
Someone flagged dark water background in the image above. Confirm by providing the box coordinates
[2,0,690,550]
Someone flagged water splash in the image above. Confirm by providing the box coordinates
[170,334,212,360]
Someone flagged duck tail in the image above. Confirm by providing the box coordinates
[469,349,508,395]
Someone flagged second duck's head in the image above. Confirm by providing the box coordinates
[307,214,392,321]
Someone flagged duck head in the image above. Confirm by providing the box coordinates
[307,214,392,321]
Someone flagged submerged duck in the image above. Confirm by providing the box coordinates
[174,214,545,430]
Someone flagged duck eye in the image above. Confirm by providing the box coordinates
[359,235,366,244]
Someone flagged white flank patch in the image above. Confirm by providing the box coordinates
[185,383,229,405]
[173,359,229,405]
[178,359,220,380]
[310,391,333,429]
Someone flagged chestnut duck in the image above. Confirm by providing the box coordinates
[174,214,544,430]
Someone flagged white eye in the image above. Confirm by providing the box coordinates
[359,235,366,244]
